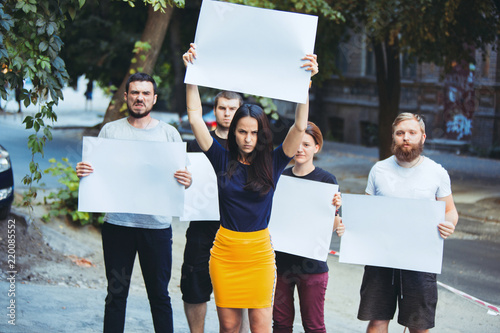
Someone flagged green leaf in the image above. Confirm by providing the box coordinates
[44,127,53,141]
[29,161,36,173]
[68,7,76,20]
[24,116,34,129]
[46,22,56,35]
[36,18,45,27]
[39,41,48,52]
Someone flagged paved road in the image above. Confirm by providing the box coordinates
[1,127,83,189]
[441,236,500,305]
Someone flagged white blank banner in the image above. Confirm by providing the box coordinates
[339,194,445,274]
[181,153,220,222]
[78,137,186,216]
[184,0,318,103]
[269,176,338,261]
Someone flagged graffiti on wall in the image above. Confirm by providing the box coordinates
[443,62,475,141]
[446,114,472,140]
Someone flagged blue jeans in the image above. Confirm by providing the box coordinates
[101,222,173,333]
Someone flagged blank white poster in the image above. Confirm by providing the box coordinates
[184,0,318,103]
[181,153,220,222]
[269,175,338,261]
[339,194,445,274]
[78,137,186,216]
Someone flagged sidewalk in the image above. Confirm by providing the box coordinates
[1,210,499,333]
[2,161,499,333]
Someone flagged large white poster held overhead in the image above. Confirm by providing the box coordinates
[339,194,445,274]
[78,137,186,217]
[184,0,318,104]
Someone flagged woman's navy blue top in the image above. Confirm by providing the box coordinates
[204,140,292,232]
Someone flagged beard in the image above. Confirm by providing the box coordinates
[128,106,151,119]
[391,139,424,163]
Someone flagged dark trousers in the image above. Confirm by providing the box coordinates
[101,222,173,333]
[273,272,329,333]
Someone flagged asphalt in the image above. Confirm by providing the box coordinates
[1,100,500,332]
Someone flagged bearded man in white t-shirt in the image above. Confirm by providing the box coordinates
[357,112,459,333]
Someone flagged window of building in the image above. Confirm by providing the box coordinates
[328,116,344,142]
[360,121,379,147]
[335,46,349,75]
[365,48,376,77]
[401,52,417,79]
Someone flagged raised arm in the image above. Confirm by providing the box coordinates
[282,54,318,157]
[183,44,213,152]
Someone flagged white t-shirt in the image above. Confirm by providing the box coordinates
[365,155,452,200]
[98,118,183,229]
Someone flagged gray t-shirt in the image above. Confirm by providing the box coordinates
[366,155,452,200]
[98,118,183,229]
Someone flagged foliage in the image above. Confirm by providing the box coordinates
[58,0,148,89]
[60,0,183,89]
[227,0,343,20]
[333,0,500,72]
[123,0,184,12]
[42,158,104,225]
[0,0,182,214]
[1,0,85,211]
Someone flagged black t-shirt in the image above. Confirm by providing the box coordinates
[188,130,227,152]
[275,167,338,275]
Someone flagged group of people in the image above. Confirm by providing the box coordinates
[76,44,458,333]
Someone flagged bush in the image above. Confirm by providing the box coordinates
[42,158,104,225]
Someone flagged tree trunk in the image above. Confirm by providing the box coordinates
[168,9,186,116]
[373,33,401,160]
[102,5,174,126]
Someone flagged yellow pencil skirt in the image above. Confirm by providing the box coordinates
[209,226,276,309]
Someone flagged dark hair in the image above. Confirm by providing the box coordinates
[227,104,274,195]
[214,91,243,109]
[125,72,157,94]
[305,121,324,152]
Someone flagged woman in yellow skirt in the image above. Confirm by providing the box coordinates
[183,44,318,332]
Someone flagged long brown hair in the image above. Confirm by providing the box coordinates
[227,104,274,195]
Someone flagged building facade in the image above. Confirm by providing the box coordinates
[311,40,500,157]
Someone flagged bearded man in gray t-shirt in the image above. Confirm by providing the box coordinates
[77,73,191,333]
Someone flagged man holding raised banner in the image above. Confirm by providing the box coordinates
[357,113,459,333]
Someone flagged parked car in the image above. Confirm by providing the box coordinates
[0,144,14,219]
[177,103,217,141]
